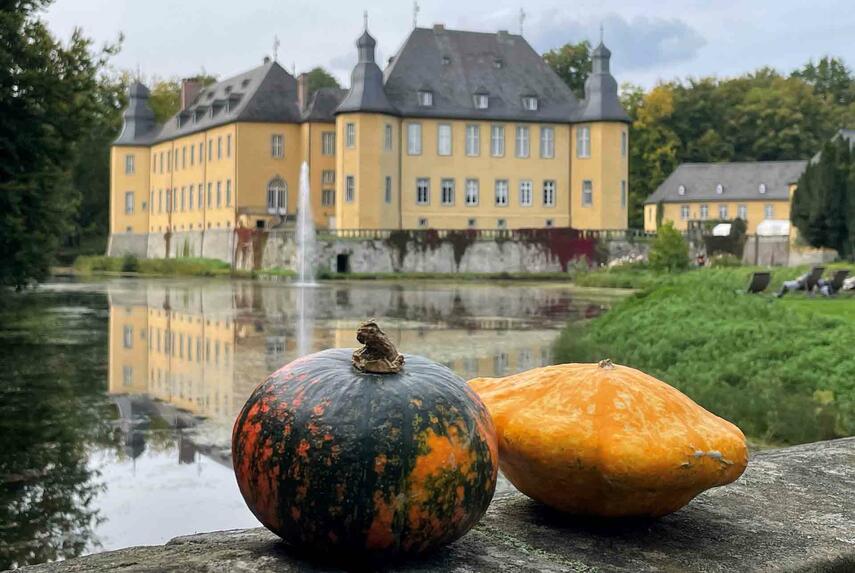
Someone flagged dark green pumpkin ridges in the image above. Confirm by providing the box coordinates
[232,348,497,558]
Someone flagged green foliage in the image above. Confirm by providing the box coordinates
[791,137,855,257]
[543,41,592,99]
[648,222,689,271]
[0,1,120,288]
[304,67,341,95]
[554,268,855,445]
[708,254,743,267]
[791,56,854,108]
[573,267,664,290]
[74,256,231,276]
[147,74,216,123]
[120,254,139,272]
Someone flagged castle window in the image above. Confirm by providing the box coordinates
[719,204,728,219]
[494,58,504,69]
[678,184,686,195]
[465,125,480,156]
[189,186,194,210]
[345,123,356,148]
[543,180,556,206]
[322,189,335,206]
[190,144,195,166]
[764,204,774,219]
[495,179,509,206]
[497,218,507,229]
[267,177,287,213]
[465,179,479,206]
[621,131,628,157]
[519,180,532,206]
[522,96,538,111]
[226,179,231,207]
[125,154,135,174]
[681,205,689,220]
[582,180,593,206]
[758,183,767,194]
[738,204,747,220]
[716,183,724,195]
[124,191,134,214]
[271,134,284,158]
[468,218,477,228]
[207,183,212,208]
[160,151,165,173]
[322,170,335,184]
[437,124,452,156]
[385,176,392,203]
[182,146,186,169]
[417,90,433,107]
[322,132,335,155]
[700,204,709,220]
[123,326,133,349]
[441,178,455,206]
[545,219,554,228]
[407,123,422,155]
[515,126,530,158]
[208,140,212,161]
[216,181,222,208]
[199,142,204,162]
[227,134,232,158]
[473,94,488,109]
[621,181,627,209]
[577,126,591,158]
[416,178,430,205]
[540,126,554,158]
[180,187,186,211]
[491,125,505,157]
[345,176,355,202]
[384,124,393,151]
[198,184,203,211]
[419,218,429,228]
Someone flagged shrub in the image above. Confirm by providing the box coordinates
[709,254,742,268]
[648,222,689,272]
[121,254,139,272]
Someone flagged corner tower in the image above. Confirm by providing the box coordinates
[570,41,630,230]
[334,25,400,229]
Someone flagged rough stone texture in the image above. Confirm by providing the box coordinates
[106,233,148,258]
[170,230,205,259]
[201,228,234,263]
[18,438,855,573]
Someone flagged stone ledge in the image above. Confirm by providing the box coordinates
[17,438,855,573]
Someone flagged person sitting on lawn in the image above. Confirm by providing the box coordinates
[775,272,810,298]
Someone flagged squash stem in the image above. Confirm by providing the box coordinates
[352,320,405,374]
[598,359,615,369]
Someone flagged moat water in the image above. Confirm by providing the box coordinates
[0,277,625,569]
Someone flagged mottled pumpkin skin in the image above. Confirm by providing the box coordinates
[233,349,498,559]
[470,363,748,517]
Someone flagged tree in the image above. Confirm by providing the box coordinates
[792,56,854,107]
[543,41,592,99]
[0,0,119,288]
[791,137,854,258]
[304,66,340,95]
[648,221,689,271]
[147,74,217,123]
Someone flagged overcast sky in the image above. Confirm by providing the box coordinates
[43,0,855,89]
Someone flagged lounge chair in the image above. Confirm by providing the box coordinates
[805,266,825,295]
[829,269,850,293]
[746,272,771,294]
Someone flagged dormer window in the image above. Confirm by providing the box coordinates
[442,56,451,65]
[758,183,767,194]
[494,58,504,69]
[715,183,724,194]
[678,184,686,196]
[473,94,489,109]
[241,79,250,88]
[417,90,433,107]
[522,96,538,111]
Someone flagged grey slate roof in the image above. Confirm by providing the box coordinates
[576,42,630,123]
[115,61,305,146]
[337,31,397,114]
[114,82,157,145]
[645,160,808,204]
[301,87,347,122]
[374,27,586,122]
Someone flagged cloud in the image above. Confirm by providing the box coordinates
[457,10,706,72]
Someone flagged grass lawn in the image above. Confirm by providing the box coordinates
[554,266,854,447]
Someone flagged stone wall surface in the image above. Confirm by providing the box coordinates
[18,437,855,573]
[106,233,148,258]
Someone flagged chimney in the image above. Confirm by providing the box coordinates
[180,78,202,110]
[497,30,509,41]
[433,23,445,32]
[297,72,310,112]
[263,55,271,64]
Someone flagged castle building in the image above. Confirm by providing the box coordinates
[110,24,629,260]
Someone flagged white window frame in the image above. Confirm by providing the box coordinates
[738,204,748,220]
[345,123,356,148]
[582,180,593,206]
[515,125,530,158]
[407,123,422,155]
[322,170,335,185]
[465,179,479,206]
[577,126,591,158]
[416,177,430,205]
[473,94,488,109]
[441,178,455,206]
[522,96,538,111]
[271,134,284,158]
[465,124,480,156]
[719,204,728,219]
[681,205,690,220]
[417,90,433,107]
[125,154,135,174]
[543,180,556,207]
[540,126,554,158]
[322,189,335,206]
[345,175,355,202]
[519,180,533,206]
[267,178,287,214]
[495,179,509,206]
[764,204,774,219]
[322,132,335,155]
[124,191,134,214]
[491,125,505,157]
[437,124,452,156]
[700,204,709,220]
[123,325,133,348]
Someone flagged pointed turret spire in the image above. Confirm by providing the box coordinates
[336,24,397,115]
[115,81,156,144]
[575,39,628,123]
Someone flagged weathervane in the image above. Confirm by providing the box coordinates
[519,8,526,36]
[413,1,420,28]
[599,22,604,44]
[364,9,368,31]
[273,35,280,61]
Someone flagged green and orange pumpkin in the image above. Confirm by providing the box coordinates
[232,321,498,560]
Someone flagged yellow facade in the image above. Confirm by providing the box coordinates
[570,122,629,230]
[110,146,150,235]
[643,199,791,234]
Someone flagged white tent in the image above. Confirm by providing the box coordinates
[756,219,790,236]
[712,223,732,236]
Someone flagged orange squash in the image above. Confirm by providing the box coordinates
[469,360,748,517]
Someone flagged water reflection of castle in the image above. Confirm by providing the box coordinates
[108,280,598,423]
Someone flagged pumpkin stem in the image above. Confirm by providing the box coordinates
[352,320,405,374]
[598,359,615,369]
